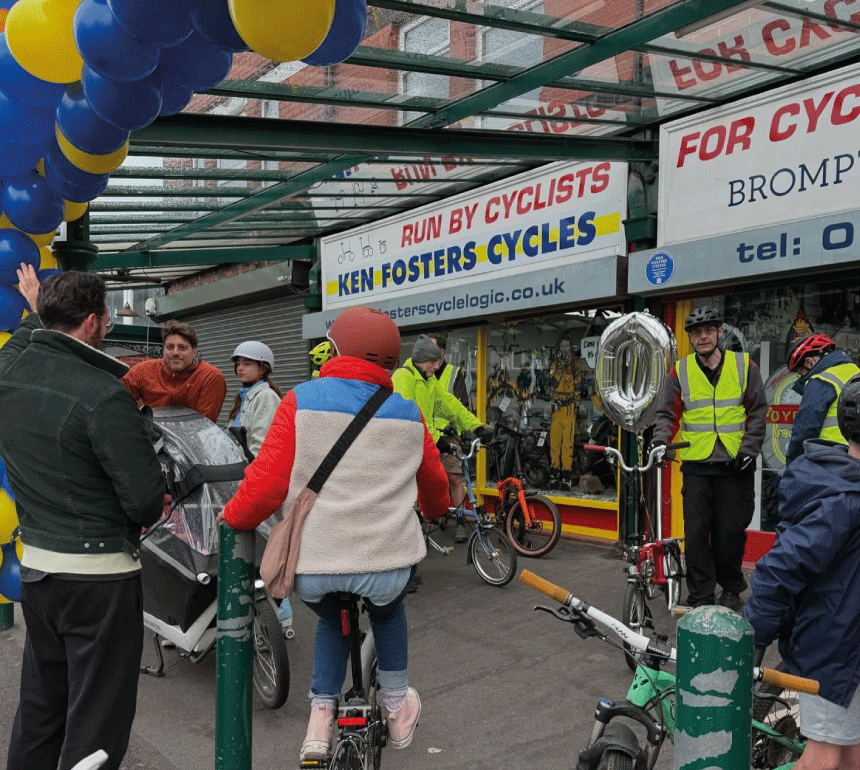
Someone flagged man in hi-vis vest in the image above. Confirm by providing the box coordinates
[784,333,860,467]
[650,306,767,612]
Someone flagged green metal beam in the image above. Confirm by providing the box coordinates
[134,114,657,162]
[127,146,332,162]
[100,186,251,197]
[405,0,801,130]
[93,245,314,270]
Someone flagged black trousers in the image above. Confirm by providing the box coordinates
[7,574,144,770]
[681,471,755,605]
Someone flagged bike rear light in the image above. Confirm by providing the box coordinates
[338,717,367,727]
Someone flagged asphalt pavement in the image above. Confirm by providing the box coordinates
[0,532,754,770]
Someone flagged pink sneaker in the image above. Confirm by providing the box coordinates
[386,687,421,749]
[300,701,335,761]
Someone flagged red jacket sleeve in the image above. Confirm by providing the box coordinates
[195,367,227,423]
[121,365,143,402]
[223,390,297,530]
[416,416,450,520]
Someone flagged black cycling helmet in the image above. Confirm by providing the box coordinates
[684,306,723,332]
[838,373,860,443]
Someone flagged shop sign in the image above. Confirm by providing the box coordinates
[651,1,860,115]
[658,61,860,246]
[319,160,627,312]
[303,255,620,338]
[630,208,860,294]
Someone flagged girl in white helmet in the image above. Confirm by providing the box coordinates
[228,341,293,635]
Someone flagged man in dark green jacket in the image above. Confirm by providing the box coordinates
[2,265,164,770]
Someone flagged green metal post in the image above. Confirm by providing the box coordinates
[53,213,98,272]
[675,606,753,770]
[0,602,12,631]
[215,525,254,770]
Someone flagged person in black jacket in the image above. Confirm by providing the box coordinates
[1,265,165,770]
[744,373,860,770]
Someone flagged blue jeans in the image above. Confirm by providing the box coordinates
[294,567,415,699]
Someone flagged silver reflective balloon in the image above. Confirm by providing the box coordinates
[596,312,677,434]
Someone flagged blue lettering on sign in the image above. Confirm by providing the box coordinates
[645,251,674,286]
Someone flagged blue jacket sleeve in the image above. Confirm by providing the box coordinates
[743,494,860,647]
[785,379,837,466]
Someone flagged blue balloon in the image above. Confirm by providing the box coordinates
[302,0,367,66]
[187,0,248,52]
[36,268,62,282]
[157,30,232,92]
[44,140,110,203]
[158,75,193,117]
[0,139,42,179]
[56,82,130,156]
[0,540,21,603]
[108,0,192,47]
[3,172,64,235]
[1,471,12,503]
[74,0,160,83]
[0,229,39,284]
[0,87,53,145]
[0,33,65,108]
[81,65,162,132]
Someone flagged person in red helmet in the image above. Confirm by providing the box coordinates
[221,306,449,764]
[785,333,860,467]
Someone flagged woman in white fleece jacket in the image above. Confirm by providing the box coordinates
[223,308,449,764]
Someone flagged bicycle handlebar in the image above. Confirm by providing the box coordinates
[519,569,820,695]
[582,441,690,473]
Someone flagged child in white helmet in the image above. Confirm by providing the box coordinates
[228,341,294,636]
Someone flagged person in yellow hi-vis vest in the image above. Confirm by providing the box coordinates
[549,336,583,492]
[785,333,860,467]
[650,306,767,612]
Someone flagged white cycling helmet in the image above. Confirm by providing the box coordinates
[231,341,275,370]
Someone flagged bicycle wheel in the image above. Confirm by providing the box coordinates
[596,749,634,770]
[505,494,561,558]
[751,662,803,769]
[469,527,517,586]
[252,597,290,709]
[330,739,363,770]
[664,549,682,609]
[621,582,653,673]
[360,633,385,770]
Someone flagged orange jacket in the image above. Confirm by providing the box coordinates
[122,358,226,423]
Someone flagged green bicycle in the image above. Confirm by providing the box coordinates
[519,570,817,770]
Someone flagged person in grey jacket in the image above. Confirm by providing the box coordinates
[2,265,164,770]
[227,340,283,456]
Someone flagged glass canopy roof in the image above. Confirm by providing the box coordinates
[88,0,860,287]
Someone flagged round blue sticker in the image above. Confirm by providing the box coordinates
[645,251,674,286]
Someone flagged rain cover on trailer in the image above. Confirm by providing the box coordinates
[142,407,247,581]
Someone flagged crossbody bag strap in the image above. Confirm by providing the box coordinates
[305,386,390,494]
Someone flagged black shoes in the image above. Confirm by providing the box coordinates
[718,590,744,613]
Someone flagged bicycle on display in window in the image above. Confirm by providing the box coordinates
[584,440,690,671]
[519,569,815,770]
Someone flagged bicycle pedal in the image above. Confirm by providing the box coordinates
[673,605,692,615]
[443,546,454,554]
[299,761,326,769]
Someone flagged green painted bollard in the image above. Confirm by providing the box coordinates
[0,602,12,631]
[215,525,255,770]
[674,606,753,770]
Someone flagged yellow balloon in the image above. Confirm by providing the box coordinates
[56,125,128,174]
[63,199,88,222]
[0,333,11,348]
[39,245,57,270]
[6,0,84,84]
[15,535,23,562]
[36,159,45,176]
[228,0,335,61]
[0,491,17,545]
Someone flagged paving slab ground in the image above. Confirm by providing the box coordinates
[0,532,755,770]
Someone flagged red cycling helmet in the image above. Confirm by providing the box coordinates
[327,307,401,370]
[787,333,835,373]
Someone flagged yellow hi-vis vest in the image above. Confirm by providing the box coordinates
[678,350,749,461]
[432,363,461,432]
[811,362,860,444]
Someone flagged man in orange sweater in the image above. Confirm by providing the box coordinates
[123,320,226,423]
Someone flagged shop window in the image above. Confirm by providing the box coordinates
[689,277,860,532]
